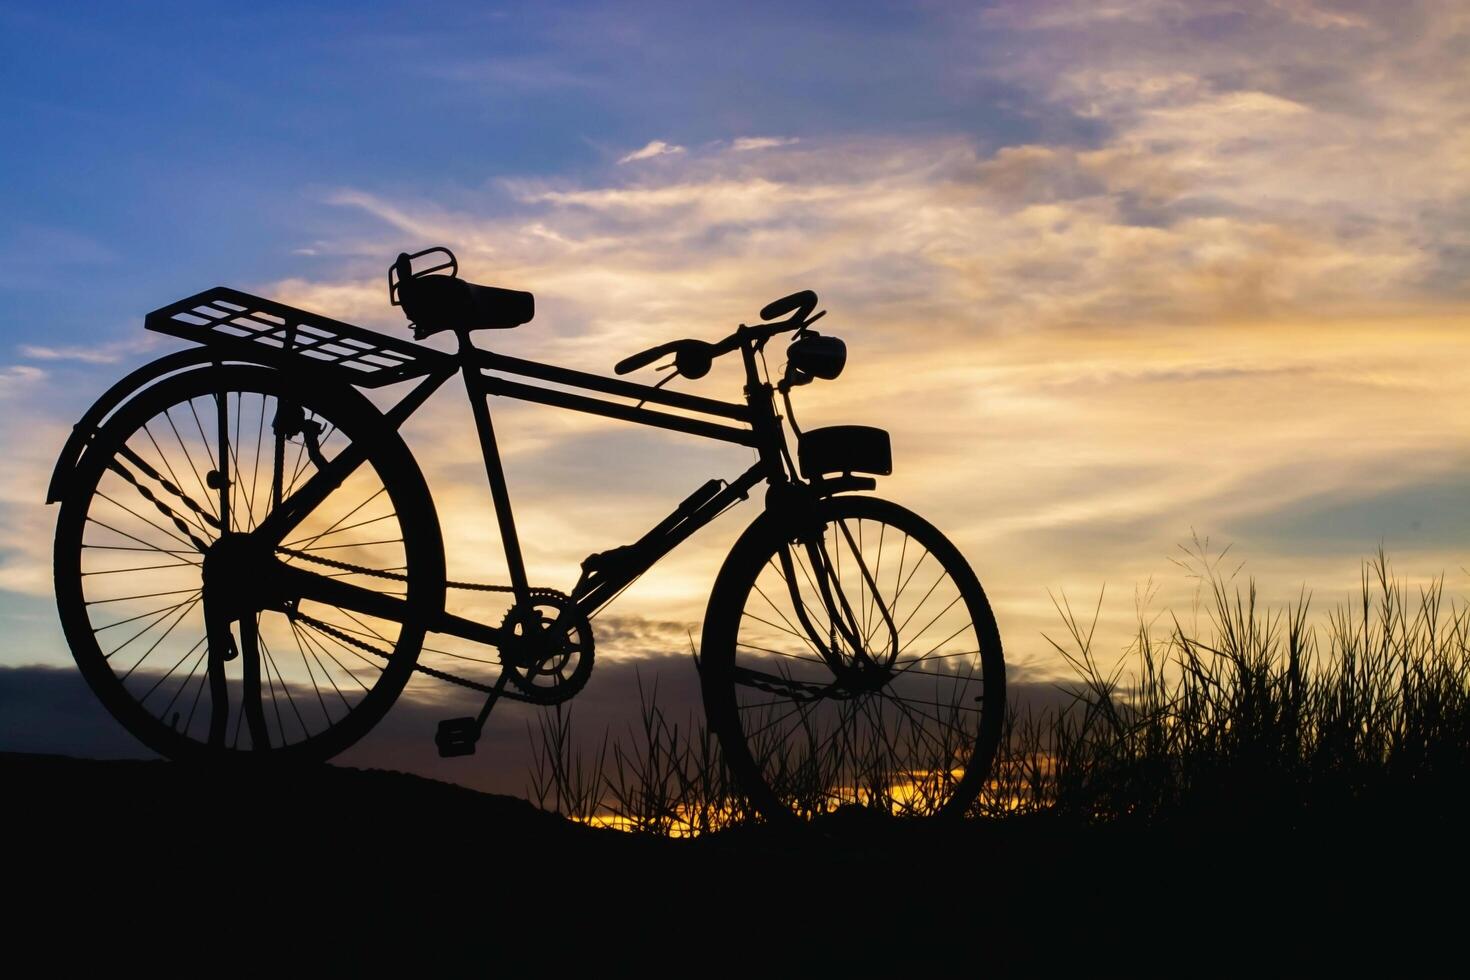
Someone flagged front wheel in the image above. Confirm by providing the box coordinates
[700,495,1005,822]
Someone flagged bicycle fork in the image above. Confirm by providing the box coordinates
[779,524,899,679]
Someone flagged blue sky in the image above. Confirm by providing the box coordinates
[1,0,1051,337]
[3,1,1469,784]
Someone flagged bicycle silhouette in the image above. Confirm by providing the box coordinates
[47,247,1005,821]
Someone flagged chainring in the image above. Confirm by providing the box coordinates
[498,589,595,704]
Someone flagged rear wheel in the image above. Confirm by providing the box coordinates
[53,364,445,761]
[700,495,1005,822]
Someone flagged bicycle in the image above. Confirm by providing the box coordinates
[47,247,1006,822]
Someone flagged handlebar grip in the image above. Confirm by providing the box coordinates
[759,289,817,324]
[615,340,682,375]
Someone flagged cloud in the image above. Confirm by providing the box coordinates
[287,97,1467,671]
[20,334,161,365]
[10,1,1470,729]
[617,140,686,164]
[730,136,798,152]
[0,365,45,395]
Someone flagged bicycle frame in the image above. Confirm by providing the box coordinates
[253,324,796,655]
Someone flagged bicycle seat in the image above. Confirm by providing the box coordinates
[394,254,534,340]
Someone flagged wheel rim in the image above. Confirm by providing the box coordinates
[56,367,435,759]
[713,498,1002,820]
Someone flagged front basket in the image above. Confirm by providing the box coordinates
[798,425,893,479]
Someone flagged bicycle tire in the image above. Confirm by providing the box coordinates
[54,363,445,761]
[700,494,1005,822]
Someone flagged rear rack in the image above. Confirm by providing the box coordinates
[145,286,453,389]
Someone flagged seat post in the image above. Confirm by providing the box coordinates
[458,332,531,601]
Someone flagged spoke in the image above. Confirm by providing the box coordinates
[86,515,204,559]
[144,423,217,526]
[735,639,829,668]
[281,509,396,549]
[896,591,964,658]
[284,430,309,500]
[891,544,932,624]
[856,518,866,641]
[737,695,805,712]
[299,619,391,672]
[764,555,836,650]
[117,595,202,681]
[162,407,215,524]
[864,521,885,646]
[894,648,983,665]
[339,608,397,647]
[94,490,203,554]
[880,690,985,716]
[103,592,202,659]
[258,630,288,747]
[892,662,978,681]
[298,537,404,552]
[156,638,210,719]
[893,567,950,638]
[891,533,909,620]
[833,517,888,653]
[117,443,219,536]
[183,396,225,529]
[291,617,334,722]
[248,391,267,531]
[229,390,244,528]
[82,539,202,560]
[742,608,825,657]
[138,634,210,704]
[788,546,831,630]
[260,632,307,744]
[293,619,370,696]
[739,700,807,742]
[285,486,388,551]
[751,578,826,660]
[182,647,212,735]
[88,586,203,606]
[83,558,200,576]
[93,595,202,633]
[877,689,964,760]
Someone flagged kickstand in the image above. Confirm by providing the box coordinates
[435,669,512,758]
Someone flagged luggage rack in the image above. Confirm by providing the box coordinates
[145,286,453,388]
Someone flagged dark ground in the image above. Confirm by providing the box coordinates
[3,751,1462,970]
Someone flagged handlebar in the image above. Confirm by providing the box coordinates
[614,290,825,378]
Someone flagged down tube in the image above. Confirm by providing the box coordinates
[574,464,770,618]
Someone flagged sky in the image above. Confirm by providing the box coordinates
[2,0,1468,792]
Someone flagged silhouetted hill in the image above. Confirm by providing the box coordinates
[4,752,1460,969]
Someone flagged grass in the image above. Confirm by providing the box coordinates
[528,544,1470,834]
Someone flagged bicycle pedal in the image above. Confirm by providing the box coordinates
[435,717,480,758]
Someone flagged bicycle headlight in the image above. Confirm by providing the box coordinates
[784,332,846,385]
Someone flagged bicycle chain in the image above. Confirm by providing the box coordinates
[733,667,841,703]
[290,608,501,694]
[273,544,519,594]
[100,467,838,703]
[275,547,576,693]
[106,456,215,553]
